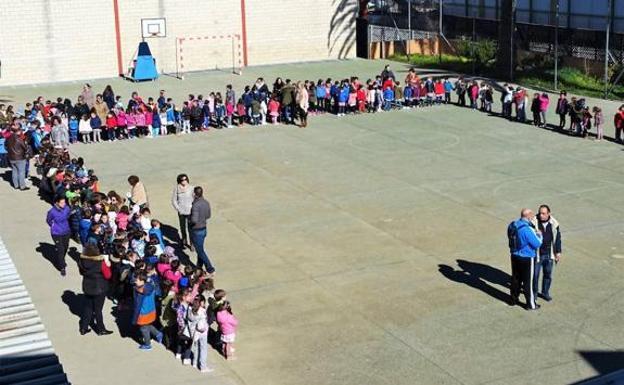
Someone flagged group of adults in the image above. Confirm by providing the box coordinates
[47,173,216,277]
[508,205,562,310]
[171,175,215,273]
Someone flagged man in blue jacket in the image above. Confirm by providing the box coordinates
[508,208,543,310]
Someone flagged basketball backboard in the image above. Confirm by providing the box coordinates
[141,18,166,38]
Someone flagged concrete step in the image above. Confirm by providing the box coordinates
[1,363,66,384]
[0,322,45,339]
[0,273,20,283]
[0,237,69,385]
[0,266,17,277]
[0,295,32,309]
[0,279,24,290]
[0,290,30,303]
[0,309,39,325]
[10,372,69,385]
[0,350,59,375]
[0,346,55,366]
[0,303,35,317]
[0,337,52,357]
[0,283,26,295]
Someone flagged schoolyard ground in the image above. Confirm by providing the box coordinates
[1,59,624,385]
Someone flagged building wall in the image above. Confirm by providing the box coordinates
[0,0,356,86]
[245,0,356,65]
[0,0,118,86]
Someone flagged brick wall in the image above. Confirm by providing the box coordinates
[0,0,117,86]
[245,0,357,65]
[0,0,356,86]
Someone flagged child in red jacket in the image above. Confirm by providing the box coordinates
[356,85,367,113]
[268,97,280,124]
[434,80,444,105]
[105,112,117,141]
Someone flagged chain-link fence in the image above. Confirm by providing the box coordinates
[365,0,624,94]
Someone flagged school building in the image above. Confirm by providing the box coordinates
[0,0,357,86]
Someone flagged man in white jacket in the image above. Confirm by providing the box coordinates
[531,204,562,302]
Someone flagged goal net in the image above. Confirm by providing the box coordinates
[173,34,243,79]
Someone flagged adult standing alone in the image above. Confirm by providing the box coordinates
[171,174,195,251]
[80,83,95,109]
[531,204,562,302]
[50,116,70,150]
[296,81,309,128]
[507,208,543,310]
[78,243,113,336]
[189,186,215,274]
[5,124,30,190]
[555,91,569,130]
[46,196,72,276]
[127,175,148,209]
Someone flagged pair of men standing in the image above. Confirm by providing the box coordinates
[508,205,562,310]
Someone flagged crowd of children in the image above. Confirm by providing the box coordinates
[0,70,486,149]
[0,66,621,154]
[36,138,238,373]
[495,84,607,141]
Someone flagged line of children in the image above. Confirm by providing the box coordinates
[3,70,621,147]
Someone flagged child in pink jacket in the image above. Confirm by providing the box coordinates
[539,93,550,127]
[216,300,238,360]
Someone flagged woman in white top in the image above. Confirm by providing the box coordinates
[171,173,195,250]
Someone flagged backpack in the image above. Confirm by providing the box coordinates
[507,221,520,254]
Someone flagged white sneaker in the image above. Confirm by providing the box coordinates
[182,358,191,366]
[175,353,181,360]
[200,367,214,373]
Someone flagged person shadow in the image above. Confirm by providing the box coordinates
[438,259,512,305]
[35,242,58,270]
[61,289,136,340]
[61,290,84,333]
[35,242,81,271]
[160,223,192,266]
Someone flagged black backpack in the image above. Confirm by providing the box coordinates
[507,221,520,254]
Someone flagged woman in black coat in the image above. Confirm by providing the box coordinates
[79,244,113,335]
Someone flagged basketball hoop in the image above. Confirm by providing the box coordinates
[141,18,166,39]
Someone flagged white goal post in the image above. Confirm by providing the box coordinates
[173,34,243,79]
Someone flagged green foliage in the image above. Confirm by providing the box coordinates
[391,51,624,99]
[389,53,473,73]
[390,39,496,75]
[454,39,497,66]
[516,67,624,100]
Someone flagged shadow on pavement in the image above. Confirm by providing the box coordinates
[160,222,193,266]
[438,259,511,305]
[35,242,60,271]
[571,351,624,384]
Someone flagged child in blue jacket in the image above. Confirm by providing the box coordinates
[337,83,350,116]
[133,271,162,350]
[315,80,326,113]
[68,115,79,143]
[443,78,454,104]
